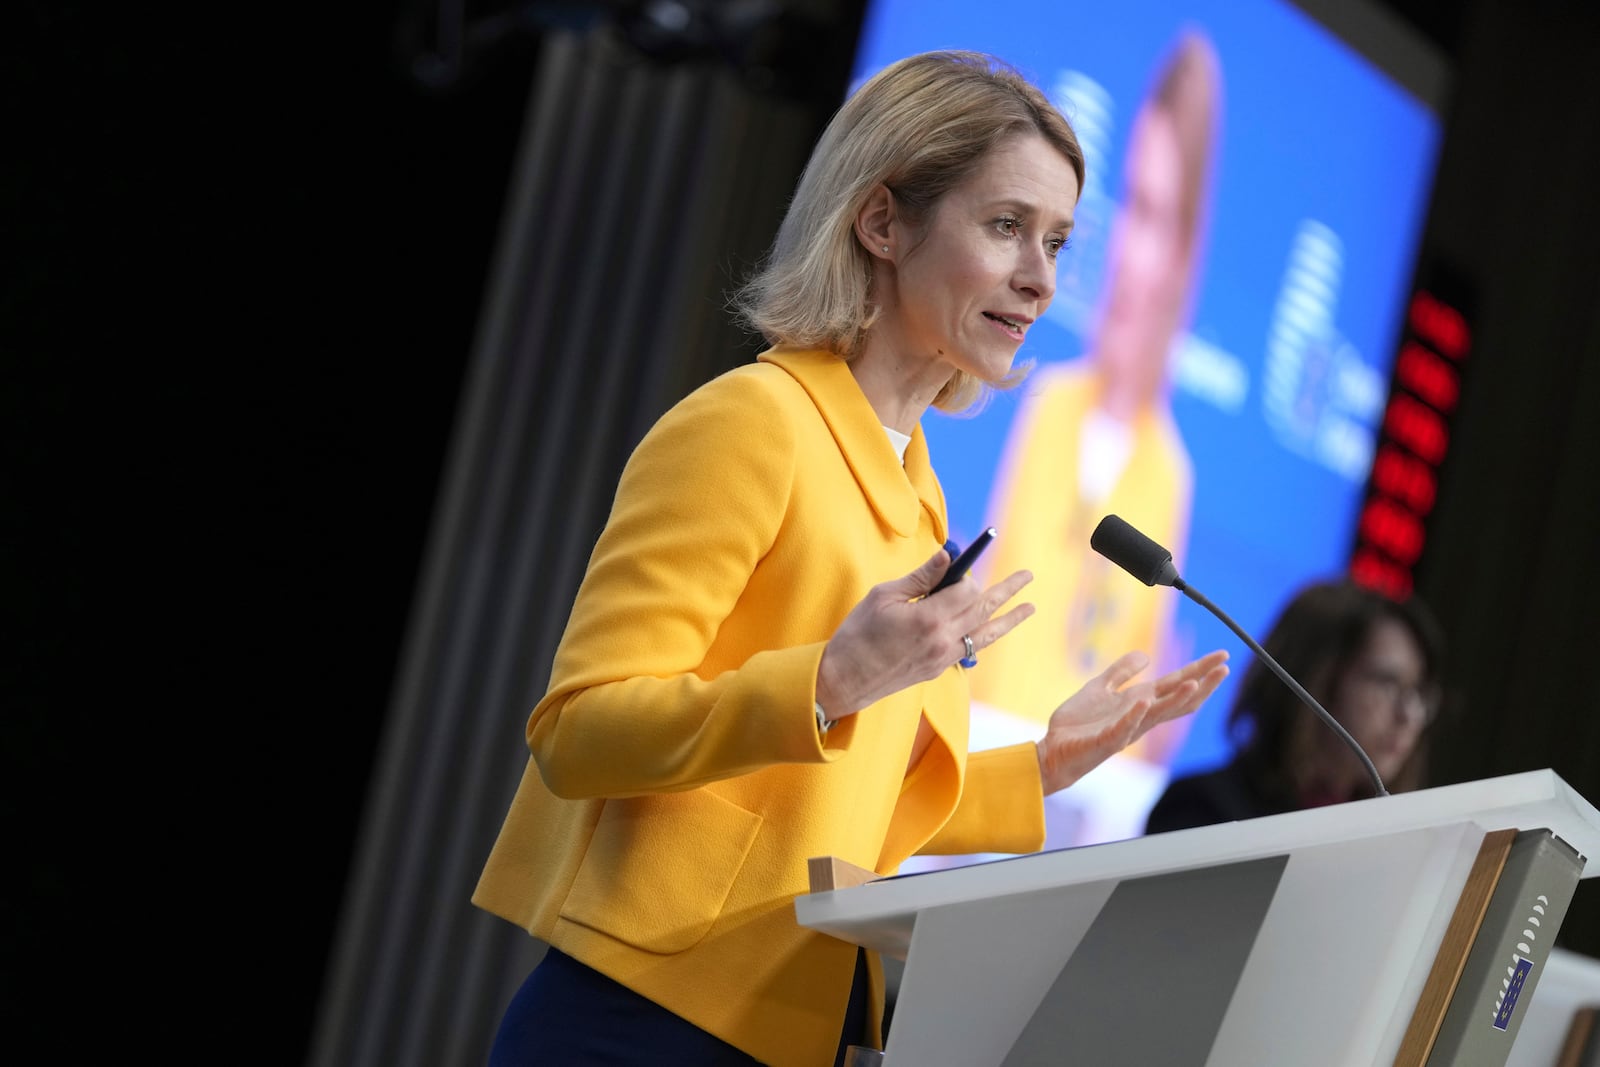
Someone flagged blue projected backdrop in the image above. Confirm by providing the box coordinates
[853,0,1444,851]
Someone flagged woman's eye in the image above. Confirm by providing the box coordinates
[996,216,1021,236]
[1046,236,1071,257]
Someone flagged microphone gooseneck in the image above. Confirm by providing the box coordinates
[1089,514,1389,799]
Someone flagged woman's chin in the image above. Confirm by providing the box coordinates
[969,350,1021,384]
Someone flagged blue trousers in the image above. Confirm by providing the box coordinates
[489,946,871,1066]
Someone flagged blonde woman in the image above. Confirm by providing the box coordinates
[475,50,1229,1067]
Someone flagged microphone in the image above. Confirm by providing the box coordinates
[1090,514,1180,588]
[1090,514,1389,798]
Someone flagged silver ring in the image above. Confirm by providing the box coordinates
[962,634,975,661]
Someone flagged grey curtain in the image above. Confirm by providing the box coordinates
[307,27,823,1067]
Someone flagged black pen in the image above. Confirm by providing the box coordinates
[929,527,996,595]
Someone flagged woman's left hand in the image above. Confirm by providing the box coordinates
[1036,649,1230,795]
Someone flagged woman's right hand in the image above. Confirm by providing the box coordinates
[814,549,1035,721]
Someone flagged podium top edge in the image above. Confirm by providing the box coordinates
[795,769,1600,930]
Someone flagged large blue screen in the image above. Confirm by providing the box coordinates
[853,0,1443,851]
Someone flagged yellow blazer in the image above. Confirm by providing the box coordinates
[473,348,1046,1067]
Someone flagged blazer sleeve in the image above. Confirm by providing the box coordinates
[917,742,1047,856]
[528,371,845,800]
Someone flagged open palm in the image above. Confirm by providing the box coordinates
[1037,649,1230,794]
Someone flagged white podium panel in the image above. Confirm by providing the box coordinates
[1504,948,1600,1067]
[797,771,1600,1067]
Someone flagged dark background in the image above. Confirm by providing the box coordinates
[5,0,529,1044]
[8,0,1597,1059]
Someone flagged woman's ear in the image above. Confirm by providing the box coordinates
[854,184,897,261]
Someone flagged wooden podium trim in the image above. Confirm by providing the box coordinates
[1554,1004,1597,1067]
[807,856,881,893]
[1392,827,1518,1067]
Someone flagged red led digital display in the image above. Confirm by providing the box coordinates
[1382,393,1451,466]
[1408,290,1471,361]
[1359,496,1426,565]
[1370,444,1437,515]
[1352,278,1473,598]
[1396,341,1460,413]
[1351,547,1414,598]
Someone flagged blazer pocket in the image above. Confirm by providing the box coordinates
[561,790,763,954]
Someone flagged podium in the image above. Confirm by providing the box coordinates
[795,770,1600,1066]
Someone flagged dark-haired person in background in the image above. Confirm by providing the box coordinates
[1144,578,1445,834]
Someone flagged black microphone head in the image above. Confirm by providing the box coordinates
[1091,514,1180,587]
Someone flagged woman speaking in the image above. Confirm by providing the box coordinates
[474,50,1230,1067]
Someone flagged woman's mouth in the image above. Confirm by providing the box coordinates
[983,312,1027,341]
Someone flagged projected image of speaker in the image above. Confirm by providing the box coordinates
[847,0,1452,859]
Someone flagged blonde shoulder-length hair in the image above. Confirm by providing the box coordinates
[733,51,1085,413]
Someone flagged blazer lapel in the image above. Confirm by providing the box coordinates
[759,348,948,544]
